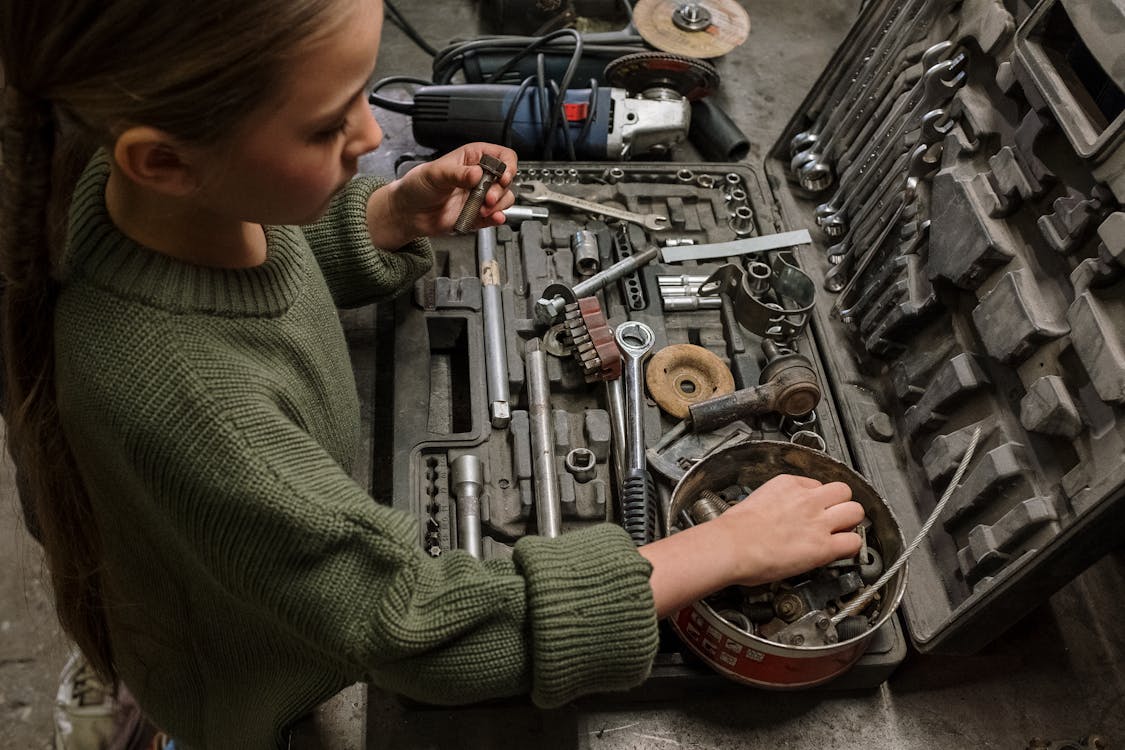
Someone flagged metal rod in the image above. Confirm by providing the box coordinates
[478,228,511,428]
[450,454,484,559]
[525,339,562,538]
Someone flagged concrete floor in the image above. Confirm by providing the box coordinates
[3,0,1124,748]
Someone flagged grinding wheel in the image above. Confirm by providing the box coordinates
[646,344,735,418]
[632,0,751,59]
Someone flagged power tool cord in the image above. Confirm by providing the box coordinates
[383,0,439,57]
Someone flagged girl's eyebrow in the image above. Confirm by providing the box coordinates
[319,61,380,123]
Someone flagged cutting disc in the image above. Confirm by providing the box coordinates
[632,0,751,59]
[604,52,721,101]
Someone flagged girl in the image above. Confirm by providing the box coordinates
[0,0,864,747]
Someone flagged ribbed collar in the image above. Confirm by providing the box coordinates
[62,152,309,317]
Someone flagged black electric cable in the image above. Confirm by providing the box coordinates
[431,32,641,85]
[367,76,431,115]
[535,30,582,159]
[575,77,599,146]
[500,75,537,148]
[548,80,578,160]
[536,53,550,151]
[384,0,439,58]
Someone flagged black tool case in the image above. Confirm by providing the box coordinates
[370,0,1125,693]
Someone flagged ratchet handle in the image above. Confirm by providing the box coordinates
[621,468,658,546]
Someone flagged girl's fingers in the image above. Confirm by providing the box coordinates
[823,500,866,531]
[808,481,853,506]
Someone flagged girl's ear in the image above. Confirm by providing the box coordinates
[112,126,200,197]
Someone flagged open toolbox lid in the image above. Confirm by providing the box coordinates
[764,0,1125,653]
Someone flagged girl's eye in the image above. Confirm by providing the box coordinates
[312,120,348,142]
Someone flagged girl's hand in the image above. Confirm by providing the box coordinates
[714,474,865,587]
[640,474,865,618]
[367,143,519,248]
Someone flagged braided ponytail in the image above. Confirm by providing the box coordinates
[1,85,116,679]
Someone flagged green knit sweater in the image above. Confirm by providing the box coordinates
[54,155,659,749]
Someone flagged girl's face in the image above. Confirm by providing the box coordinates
[192,0,385,226]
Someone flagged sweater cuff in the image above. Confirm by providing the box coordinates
[304,176,434,306]
[512,525,658,707]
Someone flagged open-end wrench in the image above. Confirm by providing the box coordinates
[614,321,658,546]
[790,0,922,158]
[825,142,940,293]
[518,181,670,232]
[789,0,929,181]
[800,52,966,195]
[789,0,911,155]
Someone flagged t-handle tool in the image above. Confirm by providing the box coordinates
[534,245,662,324]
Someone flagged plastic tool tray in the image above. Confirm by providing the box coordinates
[374,161,907,693]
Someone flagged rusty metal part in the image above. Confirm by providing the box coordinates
[562,297,621,382]
[646,344,736,419]
[696,256,817,340]
[688,489,730,523]
[604,51,721,101]
[686,341,821,432]
[667,440,907,686]
[454,155,507,234]
[632,0,751,58]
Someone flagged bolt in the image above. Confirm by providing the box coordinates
[689,489,730,524]
[775,593,804,621]
[454,155,507,234]
[789,633,805,646]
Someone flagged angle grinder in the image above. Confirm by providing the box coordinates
[401,52,719,159]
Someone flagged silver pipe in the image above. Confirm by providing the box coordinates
[525,339,562,538]
[605,377,628,486]
[450,454,484,559]
[478,228,510,428]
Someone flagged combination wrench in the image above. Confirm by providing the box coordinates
[814,50,963,235]
[789,0,929,185]
[789,0,922,159]
[518,181,670,232]
[825,142,940,293]
[789,0,910,155]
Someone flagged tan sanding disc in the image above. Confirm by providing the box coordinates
[646,344,736,418]
[632,0,751,59]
